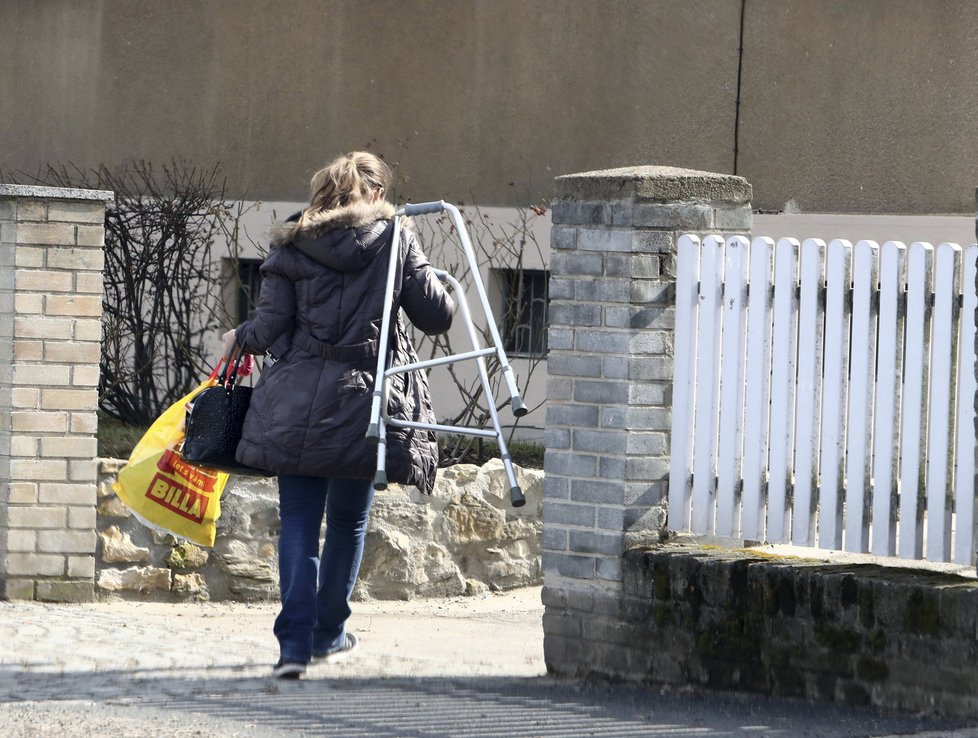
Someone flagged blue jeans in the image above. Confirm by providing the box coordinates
[275,474,374,664]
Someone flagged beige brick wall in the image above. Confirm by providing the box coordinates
[0,185,110,602]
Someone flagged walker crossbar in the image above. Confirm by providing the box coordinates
[388,347,497,375]
[365,202,527,508]
[386,418,500,438]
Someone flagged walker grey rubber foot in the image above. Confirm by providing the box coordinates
[511,397,528,417]
[366,423,380,442]
[510,485,526,508]
[373,471,388,491]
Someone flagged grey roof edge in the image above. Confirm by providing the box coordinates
[0,183,114,202]
[553,165,752,204]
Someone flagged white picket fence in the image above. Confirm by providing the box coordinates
[667,234,978,564]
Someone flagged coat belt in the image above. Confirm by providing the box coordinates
[291,329,379,363]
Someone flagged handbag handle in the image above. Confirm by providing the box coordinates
[213,349,247,389]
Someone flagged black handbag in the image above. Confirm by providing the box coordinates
[182,352,273,477]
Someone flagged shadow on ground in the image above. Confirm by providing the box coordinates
[0,666,972,738]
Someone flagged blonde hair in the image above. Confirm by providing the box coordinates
[299,151,392,228]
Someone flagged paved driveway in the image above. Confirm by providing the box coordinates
[0,587,975,737]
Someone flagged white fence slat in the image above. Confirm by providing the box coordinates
[898,242,933,559]
[690,236,725,533]
[767,238,801,543]
[741,237,775,541]
[792,239,825,545]
[715,237,750,537]
[844,240,879,553]
[953,245,978,564]
[870,241,905,557]
[667,235,702,532]
[818,240,852,550]
[924,243,960,560]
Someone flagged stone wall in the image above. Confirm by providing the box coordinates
[0,184,112,602]
[95,459,543,601]
[599,544,978,719]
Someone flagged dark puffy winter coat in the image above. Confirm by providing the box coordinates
[232,200,455,493]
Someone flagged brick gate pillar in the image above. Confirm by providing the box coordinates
[542,166,752,677]
[0,184,111,602]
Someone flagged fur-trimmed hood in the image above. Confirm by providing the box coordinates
[270,200,396,244]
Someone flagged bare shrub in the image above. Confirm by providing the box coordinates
[8,161,245,425]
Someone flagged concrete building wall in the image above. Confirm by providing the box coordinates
[753,213,977,248]
[0,0,740,206]
[740,0,978,214]
[4,2,976,214]
[0,1,706,205]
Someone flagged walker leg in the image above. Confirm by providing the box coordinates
[471,353,526,509]
[366,216,403,442]
[374,416,389,491]
[500,447,525,507]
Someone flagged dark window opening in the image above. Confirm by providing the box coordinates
[237,259,263,323]
[497,268,549,358]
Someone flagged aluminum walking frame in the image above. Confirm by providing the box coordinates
[365,201,528,507]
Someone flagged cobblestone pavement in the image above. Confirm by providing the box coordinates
[1,587,976,737]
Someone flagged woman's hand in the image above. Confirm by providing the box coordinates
[221,329,237,358]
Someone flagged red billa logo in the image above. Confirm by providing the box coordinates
[146,473,209,524]
[157,449,218,493]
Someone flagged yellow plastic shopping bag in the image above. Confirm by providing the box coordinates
[113,373,230,547]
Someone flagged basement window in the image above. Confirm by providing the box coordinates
[496,268,549,358]
[236,259,263,323]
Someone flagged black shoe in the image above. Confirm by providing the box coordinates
[272,659,307,679]
[313,633,359,663]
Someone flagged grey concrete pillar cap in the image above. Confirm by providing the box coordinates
[554,165,752,204]
[0,183,114,202]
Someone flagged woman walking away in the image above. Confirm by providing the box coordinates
[221,151,455,679]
